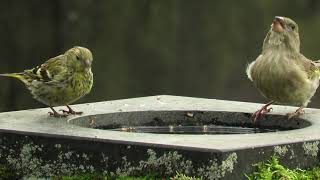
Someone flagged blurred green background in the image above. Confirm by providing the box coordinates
[1,0,320,112]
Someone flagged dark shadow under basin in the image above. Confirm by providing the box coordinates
[70,111,311,135]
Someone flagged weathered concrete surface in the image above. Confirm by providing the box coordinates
[0,95,320,179]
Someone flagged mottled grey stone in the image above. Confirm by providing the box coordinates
[0,95,320,179]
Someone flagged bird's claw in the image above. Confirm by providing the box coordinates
[287,109,305,119]
[261,107,273,114]
[252,106,273,123]
[48,111,68,118]
[59,109,83,115]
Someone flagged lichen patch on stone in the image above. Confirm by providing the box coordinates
[274,145,289,156]
[197,152,238,179]
[303,141,319,157]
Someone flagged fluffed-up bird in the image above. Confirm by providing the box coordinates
[0,46,93,117]
[246,16,320,122]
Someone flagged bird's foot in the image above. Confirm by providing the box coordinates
[252,101,274,123]
[48,111,68,118]
[49,107,68,118]
[252,107,273,123]
[60,109,83,115]
[60,105,83,115]
[287,107,305,119]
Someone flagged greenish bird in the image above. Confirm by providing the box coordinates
[246,16,320,122]
[0,46,93,117]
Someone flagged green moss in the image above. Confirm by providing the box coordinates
[0,170,199,180]
[0,165,21,180]
[247,155,320,180]
[52,174,105,180]
[172,172,202,180]
[53,174,158,180]
[53,173,198,180]
[115,176,157,180]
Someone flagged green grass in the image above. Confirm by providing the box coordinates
[247,155,320,180]
[172,172,201,180]
[53,172,201,180]
[53,174,160,180]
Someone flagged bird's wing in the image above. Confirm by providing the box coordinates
[24,54,72,83]
[246,55,263,82]
[298,55,320,79]
[310,61,320,78]
[246,61,256,81]
[313,60,320,67]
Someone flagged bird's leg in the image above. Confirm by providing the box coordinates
[287,106,305,119]
[49,107,68,118]
[60,105,83,115]
[252,101,274,123]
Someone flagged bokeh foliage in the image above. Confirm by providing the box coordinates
[0,0,320,112]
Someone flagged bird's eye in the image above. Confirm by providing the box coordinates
[288,24,295,31]
[76,55,80,60]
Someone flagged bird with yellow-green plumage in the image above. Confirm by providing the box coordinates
[247,16,320,122]
[0,46,93,118]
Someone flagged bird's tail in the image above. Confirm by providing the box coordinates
[0,73,28,84]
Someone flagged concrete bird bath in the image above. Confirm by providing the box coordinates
[0,95,319,179]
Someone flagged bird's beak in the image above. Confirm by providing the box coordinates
[272,16,285,32]
[84,59,92,67]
